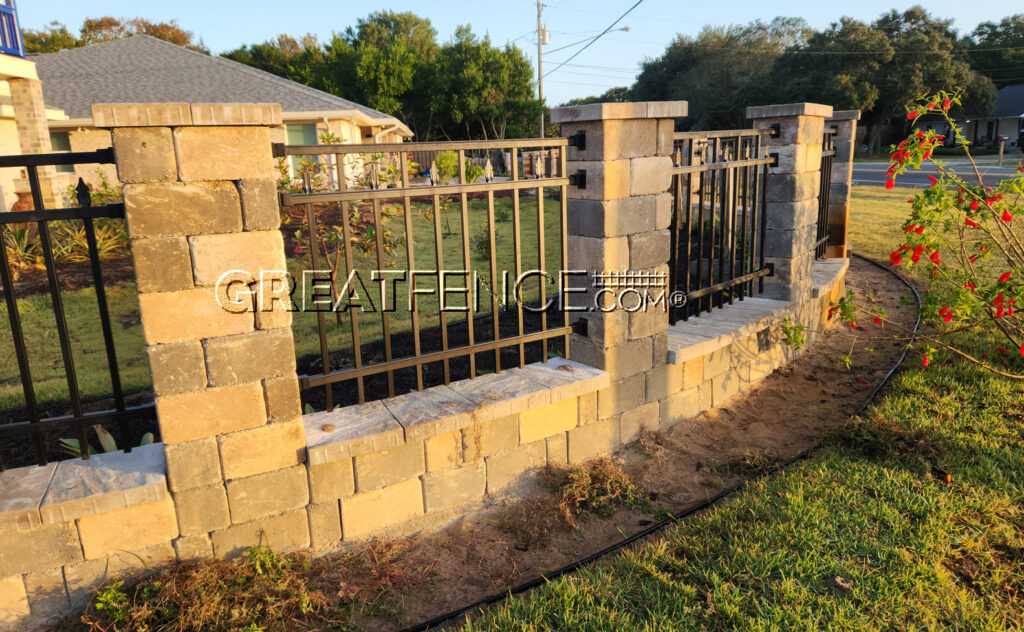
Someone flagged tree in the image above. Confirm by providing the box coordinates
[964,14,1024,88]
[24,17,209,54]
[631,18,810,129]
[560,86,630,107]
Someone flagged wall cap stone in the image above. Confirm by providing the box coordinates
[93,103,192,127]
[0,462,56,534]
[189,103,283,126]
[811,258,850,298]
[551,101,688,123]
[667,297,791,365]
[828,110,862,122]
[745,103,834,119]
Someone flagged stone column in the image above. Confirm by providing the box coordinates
[746,103,833,302]
[9,77,60,208]
[95,103,309,560]
[551,101,686,453]
[825,110,860,258]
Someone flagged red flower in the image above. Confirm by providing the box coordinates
[969,254,979,263]
[965,217,979,229]
[943,312,953,323]
[915,225,924,235]
[941,98,951,111]
[907,110,919,120]
[885,177,896,190]
[928,175,938,187]
[849,322,857,330]
[929,250,942,265]
[998,347,1008,355]
[873,316,883,325]
[904,224,916,232]
[997,306,1006,318]
[922,150,931,160]
[1019,345,1024,357]
[1002,210,1013,223]
[982,353,989,359]
[922,356,929,368]
[965,281,977,291]
[1010,307,1016,317]
[970,199,980,211]
[995,294,1004,306]
[889,251,903,266]
[912,245,925,262]
[999,271,1012,284]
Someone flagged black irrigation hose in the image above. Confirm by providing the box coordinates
[400,254,923,632]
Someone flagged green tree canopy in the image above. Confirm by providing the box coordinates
[964,14,1024,88]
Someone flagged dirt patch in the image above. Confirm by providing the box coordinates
[0,256,136,298]
[60,258,918,632]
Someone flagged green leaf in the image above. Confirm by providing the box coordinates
[94,425,119,453]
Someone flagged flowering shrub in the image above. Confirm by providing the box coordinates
[837,89,1024,376]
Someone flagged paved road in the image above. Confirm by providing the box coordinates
[852,161,1021,189]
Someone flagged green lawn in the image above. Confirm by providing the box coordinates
[847,184,912,264]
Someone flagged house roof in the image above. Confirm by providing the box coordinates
[991,83,1024,119]
[31,35,412,135]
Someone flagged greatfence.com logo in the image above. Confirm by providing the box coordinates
[214,268,687,314]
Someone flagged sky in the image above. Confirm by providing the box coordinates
[21,0,1018,106]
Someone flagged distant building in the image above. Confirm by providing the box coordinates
[964,83,1024,147]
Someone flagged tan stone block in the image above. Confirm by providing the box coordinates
[567,417,619,463]
[646,363,682,402]
[308,460,355,504]
[574,336,653,378]
[598,373,645,419]
[423,461,485,513]
[546,433,568,465]
[656,118,676,156]
[425,430,463,472]
[203,329,296,387]
[0,575,29,626]
[211,509,310,558]
[139,287,253,345]
[566,159,630,201]
[148,340,206,397]
[237,179,281,231]
[0,521,81,576]
[225,466,309,524]
[563,119,656,161]
[173,485,230,537]
[462,415,519,461]
[164,438,222,492]
[123,181,241,238]
[22,567,69,619]
[112,127,176,183]
[157,383,266,444]
[131,236,193,293]
[174,126,274,181]
[173,535,212,560]
[519,397,578,444]
[660,387,700,429]
[92,103,191,127]
[340,478,424,540]
[630,156,672,196]
[219,419,306,480]
[577,392,597,425]
[681,357,703,389]
[628,230,670,271]
[703,346,733,380]
[711,369,744,407]
[308,502,342,549]
[629,303,668,341]
[567,234,629,273]
[620,401,659,444]
[263,375,302,423]
[354,442,424,492]
[189,231,286,287]
[485,441,546,494]
[189,103,282,126]
[77,499,178,560]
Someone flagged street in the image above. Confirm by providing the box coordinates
[852,161,1022,189]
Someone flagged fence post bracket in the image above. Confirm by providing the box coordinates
[568,169,587,189]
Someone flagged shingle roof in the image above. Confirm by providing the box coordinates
[992,83,1024,119]
[32,35,408,131]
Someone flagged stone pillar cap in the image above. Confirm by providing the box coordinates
[550,101,687,123]
[828,110,861,121]
[745,103,833,119]
[92,102,283,128]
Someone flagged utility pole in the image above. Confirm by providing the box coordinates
[537,1,545,138]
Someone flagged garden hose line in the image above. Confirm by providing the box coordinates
[400,253,923,632]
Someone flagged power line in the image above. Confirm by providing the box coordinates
[543,0,645,78]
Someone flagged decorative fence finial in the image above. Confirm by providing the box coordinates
[75,177,91,208]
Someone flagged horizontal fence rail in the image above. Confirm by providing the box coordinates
[274,138,571,412]
[0,149,156,470]
[815,125,837,259]
[668,128,776,323]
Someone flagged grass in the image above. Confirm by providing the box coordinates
[847,184,914,264]
[0,195,563,411]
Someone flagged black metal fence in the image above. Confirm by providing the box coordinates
[668,128,777,323]
[815,125,837,259]
[274,138,571,412]
[0,149,155,470]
